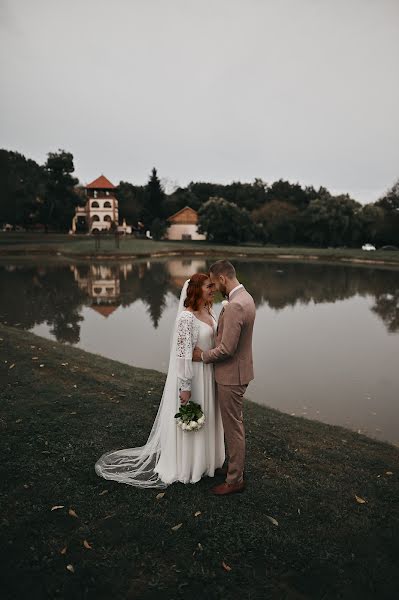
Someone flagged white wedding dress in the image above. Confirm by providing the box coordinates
[94,279,225,488]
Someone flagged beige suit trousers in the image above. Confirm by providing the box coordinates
[217,382,247,484]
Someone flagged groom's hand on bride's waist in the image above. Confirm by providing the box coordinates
[193,347,203,362]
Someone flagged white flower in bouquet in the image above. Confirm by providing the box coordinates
[221,299,229,307]
[174,400,205,432]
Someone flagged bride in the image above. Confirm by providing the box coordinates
[94,273,225,488]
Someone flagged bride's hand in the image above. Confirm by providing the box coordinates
[179,390,191,405]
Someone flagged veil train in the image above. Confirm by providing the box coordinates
[94,279,190,488]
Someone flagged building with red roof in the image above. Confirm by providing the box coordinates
[72,175,120,234]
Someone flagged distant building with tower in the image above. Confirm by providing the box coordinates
[71,175,131,234]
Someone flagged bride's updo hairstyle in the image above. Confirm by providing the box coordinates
[184,273,213,311]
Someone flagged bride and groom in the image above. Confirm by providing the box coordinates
[95,259,256,496]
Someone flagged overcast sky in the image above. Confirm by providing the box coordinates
[1,0,398,203]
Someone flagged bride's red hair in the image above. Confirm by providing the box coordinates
[184,273,212,312]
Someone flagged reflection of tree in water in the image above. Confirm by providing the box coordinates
[119,260,198,327]
[227,261,399,323]
[0,265,86,343]
[137,262,170,328]
[371,291,399,333]
[1,260,399,340]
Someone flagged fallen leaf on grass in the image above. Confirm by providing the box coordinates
[61,363,68,366]
[386,471,393,476]
[355,495,367,504]
[60,546,67,555]
[83,540,92,549]
[32,357,39,360]
[51,505,65,511]
[103,513,116,520]
[66,564,74,573]
[39,364,45,368]
[222,561,232,572]
[266,515,279,526]
[68,508,78,518]
[9,363,15,369]
[156,492,166,500]
[98,490,108,496]
[194,511,201,517]
[171,523,183,531]
[197,543,203,551]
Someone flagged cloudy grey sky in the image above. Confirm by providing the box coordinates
[1,0,398,202]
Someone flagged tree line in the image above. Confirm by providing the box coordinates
[1,148,398,246]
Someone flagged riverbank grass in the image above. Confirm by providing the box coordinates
[1,232,399,266]
[1,323,399,599]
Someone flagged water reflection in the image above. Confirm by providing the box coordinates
[1,258,399,444]
[1,259,398,336]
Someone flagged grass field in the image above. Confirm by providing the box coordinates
[0,232,399,267]
[1,323,399,599]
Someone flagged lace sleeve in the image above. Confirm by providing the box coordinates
[176,312,198,392]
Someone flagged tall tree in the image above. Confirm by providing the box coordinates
[0,149,46,227]
[303,194,362,247]
[40,149,79,231]
[116,181,146,224]
[144,167,165,226]
[198,197,254,244]
[375,179,399,245]
[252,200,299,245]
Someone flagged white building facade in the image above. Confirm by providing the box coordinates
[72,175,119,234]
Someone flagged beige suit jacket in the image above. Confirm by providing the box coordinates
[202,286,256,385]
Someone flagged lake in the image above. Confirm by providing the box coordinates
[1,257,398,445]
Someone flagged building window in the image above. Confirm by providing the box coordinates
[104,201,112,208]
[91,201,100,208]
[104,215,112,222]
[92,215,100,222]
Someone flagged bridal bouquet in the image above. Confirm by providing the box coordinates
[175,401,205,432]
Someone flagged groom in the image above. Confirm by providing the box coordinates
[193,260,256,496]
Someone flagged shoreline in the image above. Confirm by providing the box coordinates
[1,322,399,598]
[1,245,399,269]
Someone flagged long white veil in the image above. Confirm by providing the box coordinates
[94,279,190,488]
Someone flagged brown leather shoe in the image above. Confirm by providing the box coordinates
[211,480,245,495]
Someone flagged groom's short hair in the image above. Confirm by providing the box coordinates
[209,260,236,279]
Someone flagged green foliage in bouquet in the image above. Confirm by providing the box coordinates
[174,400,203,423]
